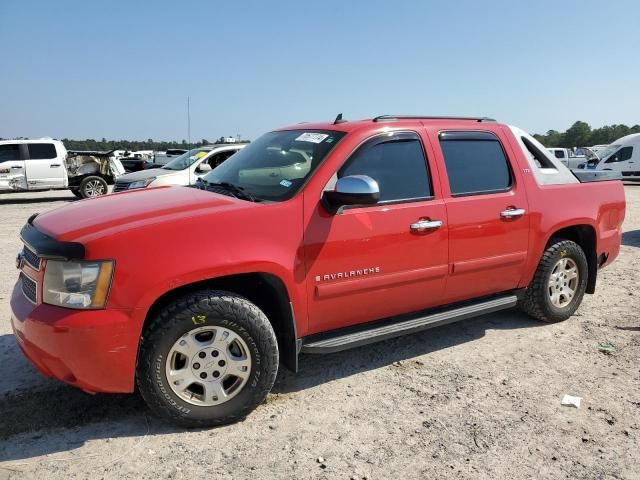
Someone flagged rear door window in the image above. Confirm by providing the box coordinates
[439,131,512,196]
[0,144,21,163]
[27,143,57,160]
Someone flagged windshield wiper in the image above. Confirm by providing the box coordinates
[198,179,259,202]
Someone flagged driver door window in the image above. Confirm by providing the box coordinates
[208,150,235,169]
[338,134,432,203]
[606,146,633,163]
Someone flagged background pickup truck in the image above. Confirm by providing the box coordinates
[0,139,124,198]
[546,147,588,169]
[11,115,625,428]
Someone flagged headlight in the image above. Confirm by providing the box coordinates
[128,177,156,189]
[43,260,114,309]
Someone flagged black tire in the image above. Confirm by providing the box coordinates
[137,290,279,427]
[519,239,588,323]
[70,188,83,199]
[79,176,108,198]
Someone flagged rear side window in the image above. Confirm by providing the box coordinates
[339,133,431,202]
[439,131,511,196]
[28,143,57,160]
[0,144,21,163]
[554,150,565,159]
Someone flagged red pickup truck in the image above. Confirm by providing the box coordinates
[11,115,625,426]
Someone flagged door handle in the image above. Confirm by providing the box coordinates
[10,166,22,169]
[50,164,61,168]
[410,219,443,232]
[500,208,526,219]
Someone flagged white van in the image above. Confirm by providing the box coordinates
[594,133,640,177]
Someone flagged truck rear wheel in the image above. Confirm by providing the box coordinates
[79,176,108,198]
[519,239,588,323]
[137,291,279,427]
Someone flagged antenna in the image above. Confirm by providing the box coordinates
[333,113,346,124]
[187,96,192,186]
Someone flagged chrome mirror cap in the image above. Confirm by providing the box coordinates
[323,175,380,214]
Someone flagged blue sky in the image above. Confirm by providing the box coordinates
[1,0,638,141]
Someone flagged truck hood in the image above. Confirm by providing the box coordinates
[116,167,178,183]
[33,186,248,244]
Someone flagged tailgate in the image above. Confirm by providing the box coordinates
[572,170,623,183]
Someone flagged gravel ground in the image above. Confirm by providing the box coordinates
[0,186,639,480]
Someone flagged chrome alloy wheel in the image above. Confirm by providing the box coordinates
[165,326,252,406]
[85,180,105,196]
[548,257,579,308]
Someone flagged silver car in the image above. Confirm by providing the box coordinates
[113,144,244,192]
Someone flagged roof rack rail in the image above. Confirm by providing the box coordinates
[372,115,496,123]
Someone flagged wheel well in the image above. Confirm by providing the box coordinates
[549,225,597,294]
[142,273,299,372]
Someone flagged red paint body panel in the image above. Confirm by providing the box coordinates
[10,118,626,393]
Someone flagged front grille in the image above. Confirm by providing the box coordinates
[113,182,129,193]
[23,247,41,270]
[21,273,37,303]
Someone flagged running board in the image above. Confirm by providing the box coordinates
[301,294,518,354]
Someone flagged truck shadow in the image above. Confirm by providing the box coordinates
[622,229,640,247]
[0,308,539,463]
[0,196,76,205]
[272,309,539,394]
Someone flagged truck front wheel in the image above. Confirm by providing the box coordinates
[137,291,279,427]
[79,176,108,198]
[519,239,588,323]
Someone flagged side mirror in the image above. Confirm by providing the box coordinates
[322,175,380,214]
[196,163,212,173]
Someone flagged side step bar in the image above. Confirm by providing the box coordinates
[301,294,518,354]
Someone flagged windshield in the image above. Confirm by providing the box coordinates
[596,144,621,161]
[162,148,209,170]
[201,129,346,201]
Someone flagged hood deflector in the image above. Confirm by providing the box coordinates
[21,216,85,260]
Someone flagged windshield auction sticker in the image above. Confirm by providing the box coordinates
[295,132,329,143]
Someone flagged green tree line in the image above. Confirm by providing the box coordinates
[62,137,250,151]
[0,137,251,152]
[533,121,640,148]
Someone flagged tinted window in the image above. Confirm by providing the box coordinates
[554,150,565,158]
[440,133,511,195]
[338,135,431,202]
[0,144,21,163]
[620,146,633,161]
[28,143,57,160]
[606,146,634,163]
